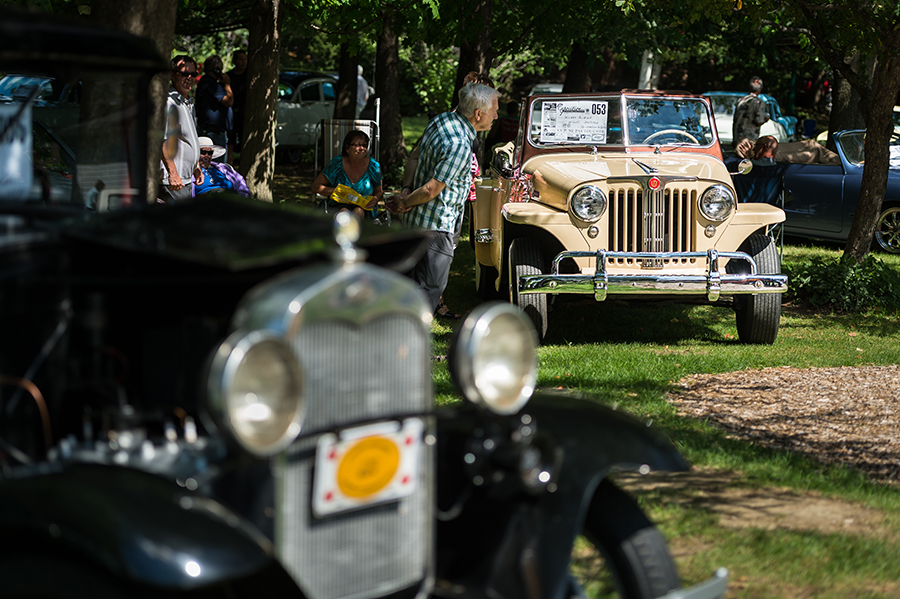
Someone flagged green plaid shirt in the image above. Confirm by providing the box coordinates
[401,111,475,233]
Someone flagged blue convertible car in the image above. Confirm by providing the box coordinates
[783,130,900,253]
[736,131,900,253]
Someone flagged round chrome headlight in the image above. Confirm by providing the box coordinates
[699,185,736,221]
[450,303,538,415]
[570,186,607,222]
[207,331,304,456]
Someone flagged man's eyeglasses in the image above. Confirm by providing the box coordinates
[200,149,214,156]
[175,70,197,78]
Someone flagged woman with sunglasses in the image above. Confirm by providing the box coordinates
[311,129,383,218]
[193,137,250,197]
[161,55,204,202]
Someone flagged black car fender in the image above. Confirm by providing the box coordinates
[0,463,296,593]
[435,391,688,598]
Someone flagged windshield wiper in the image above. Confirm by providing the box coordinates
[631,158,658,174]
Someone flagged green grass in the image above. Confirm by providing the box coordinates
[433,234,900,598]
[401,115,429,153]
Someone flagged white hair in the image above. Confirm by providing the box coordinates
[358,65,364,76]
[457,83,498,118]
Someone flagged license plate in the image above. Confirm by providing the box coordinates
[312,418,423,518]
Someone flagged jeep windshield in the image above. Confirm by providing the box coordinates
[527,95,716,148]
[0,69,148,209]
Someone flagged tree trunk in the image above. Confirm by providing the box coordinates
[842,53,900,263]
[562,41,591,93]
[375,10,406,188]
[243,0,282,202]
[453,0,493,95]
[334,41,358,120]
[91,0,177,204]
[826,55,866,152]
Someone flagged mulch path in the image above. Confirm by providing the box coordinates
[669,365,900,486]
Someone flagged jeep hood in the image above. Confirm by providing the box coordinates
[525,153,726,208]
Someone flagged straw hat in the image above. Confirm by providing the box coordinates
[197,136,226,159]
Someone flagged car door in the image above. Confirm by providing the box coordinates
[276,78,335,147]
[782,162,850,235]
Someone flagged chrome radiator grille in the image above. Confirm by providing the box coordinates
[607,183,696,266]
[246,264,433,599]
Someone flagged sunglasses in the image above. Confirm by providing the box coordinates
[175,70,197,77]
[200,149,214,156]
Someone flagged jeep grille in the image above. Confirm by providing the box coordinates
[607,183,697,267]
[237,265,432,599]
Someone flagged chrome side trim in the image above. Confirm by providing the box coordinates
[519,249,787,302]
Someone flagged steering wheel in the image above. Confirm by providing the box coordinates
[643,129,700,145]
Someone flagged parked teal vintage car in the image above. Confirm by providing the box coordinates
[705,90,799,148]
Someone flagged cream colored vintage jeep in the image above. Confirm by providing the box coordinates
[473,90,787,344]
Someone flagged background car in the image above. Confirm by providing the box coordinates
[705,90,799,148]
[779,129,900,253]
[276,70,337,163]
[0,73,81,149]
[528,82,563,96]
[473,90,788,345]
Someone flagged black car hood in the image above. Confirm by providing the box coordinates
[57,196,428,273]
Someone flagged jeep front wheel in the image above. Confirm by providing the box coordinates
[728,233,782,345]
[509,238,548,341]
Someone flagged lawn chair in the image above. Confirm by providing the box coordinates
[313,115,388,222]
[732,162,786,261]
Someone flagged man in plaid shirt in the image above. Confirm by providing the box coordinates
[387,83,499,311]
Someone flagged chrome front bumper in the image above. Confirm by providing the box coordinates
[518,249,787,302]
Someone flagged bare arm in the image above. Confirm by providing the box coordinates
[386,177,445,214]
[218,72,234,108]
[311,172,335,199]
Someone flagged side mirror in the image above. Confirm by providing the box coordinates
[732,159,753,176]
[492,151,513,177]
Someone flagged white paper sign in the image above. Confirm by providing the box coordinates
[540,100,609,144]
[0,103,33,200]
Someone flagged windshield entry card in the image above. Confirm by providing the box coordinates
[540,100,608,144]
[0,103,33,200]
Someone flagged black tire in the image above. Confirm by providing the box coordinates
[875,205,900,254]
[727,232,781,345]
[579,479,681,599]
[475,257,501,300]
[509,238,548,341]
[286,147,303,164]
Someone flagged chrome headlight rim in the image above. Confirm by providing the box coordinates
[699,184,736,221]
[206,330,305,456]
[570,185,608,223]
[449,302,538,415]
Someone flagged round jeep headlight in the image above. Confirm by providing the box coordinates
[207,331,304,456]
[699,185,736,221]
[450,303,537,415]
[570,186,607,222]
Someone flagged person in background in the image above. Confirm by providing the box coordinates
[193,136,250,197]
[399,71,495,319]
[486,100,519,153]
[161,55,203,202]
[311,129,382,218]
[386,83,499,317]
[732,76,770,151]
[356,65,371,120]
[84,179,105,210]
[195,55,233,154]
[226,49,247,166]
[751,135,778,166]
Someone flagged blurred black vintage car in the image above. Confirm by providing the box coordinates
[0,10,727,599]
